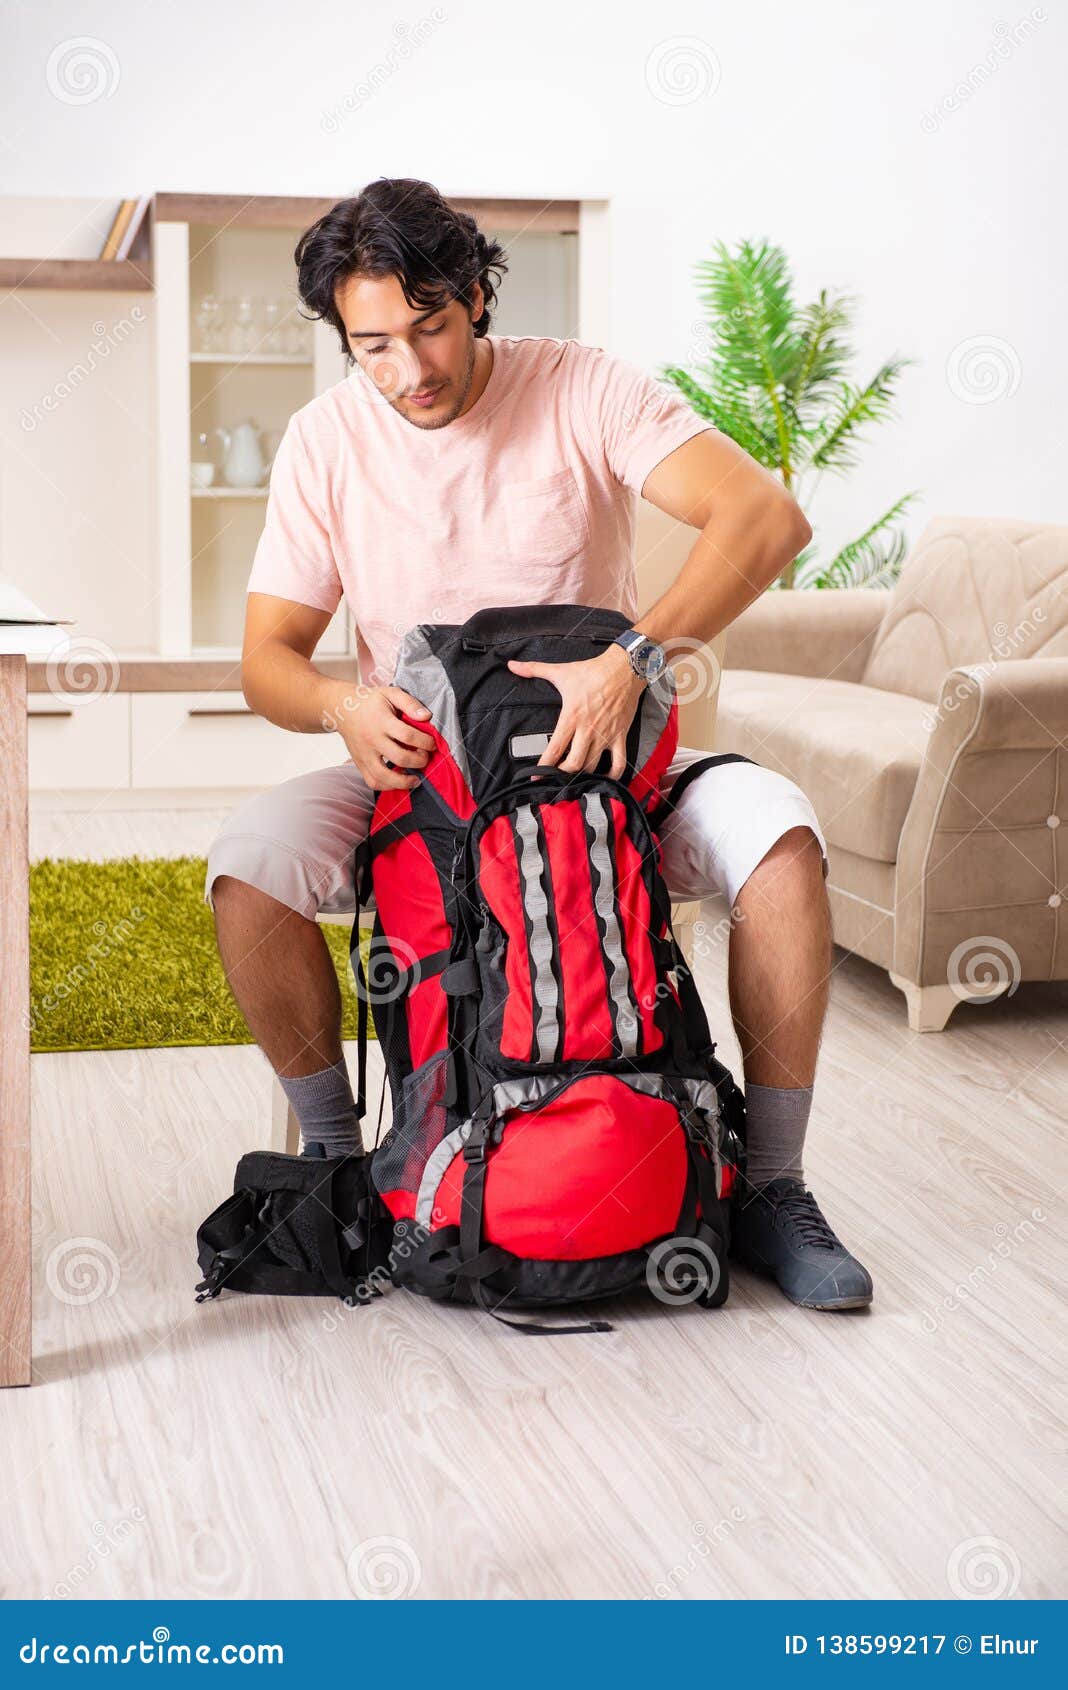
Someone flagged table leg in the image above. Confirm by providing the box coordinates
[0,654,31,1386]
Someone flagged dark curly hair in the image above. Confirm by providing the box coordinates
[295,178,509,359]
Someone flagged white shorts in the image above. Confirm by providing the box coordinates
[205,748,829,918]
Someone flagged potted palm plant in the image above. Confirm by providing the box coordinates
[662,239,918,588]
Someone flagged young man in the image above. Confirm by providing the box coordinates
[206,177,873,1311]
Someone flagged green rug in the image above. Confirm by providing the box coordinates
[29,856,369,1055]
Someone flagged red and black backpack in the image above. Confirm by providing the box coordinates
[351,604,748,1333]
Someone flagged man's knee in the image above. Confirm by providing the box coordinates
[740,825,829,908]
[205,821,330,923]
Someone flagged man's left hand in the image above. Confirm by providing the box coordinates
[506,645,646,778]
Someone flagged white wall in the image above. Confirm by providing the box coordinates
[1,0,1062,606]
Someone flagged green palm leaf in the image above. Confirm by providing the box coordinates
[808,358,913,473]
[787,290,855,414]
[795,494,919,589]
[665,238,920,588]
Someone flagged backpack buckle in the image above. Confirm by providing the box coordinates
[462,1101,496,1164]
[463,1119,489,1164]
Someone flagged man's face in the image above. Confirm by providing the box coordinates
[337,271,482,430]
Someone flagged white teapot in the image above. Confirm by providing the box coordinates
[219,420,266,488]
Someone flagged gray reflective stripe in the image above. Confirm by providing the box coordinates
[491,1074,560,1114]
[514,807,560,1063]
[680,1078,723,1198]
[493,1070,675,1114]
[415,1119,471,1230]
[582,793,640,1058]
[633,664,676,789]
[681,1078,720,1118]
[391,625,471,791]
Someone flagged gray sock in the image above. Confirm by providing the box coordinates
[278,1057,363,1157]
[743,1082,812,1190]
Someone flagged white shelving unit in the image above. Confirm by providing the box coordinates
[23,191,604,791]
[154,206,352,659]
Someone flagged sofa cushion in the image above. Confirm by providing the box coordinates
[714,670,930,862]
[861,515,1068,702]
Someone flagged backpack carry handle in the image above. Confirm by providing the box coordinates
[456,604,628,650]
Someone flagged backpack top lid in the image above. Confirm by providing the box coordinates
[390,603,679,810]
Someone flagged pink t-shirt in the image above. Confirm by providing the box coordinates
[248,333,713,686]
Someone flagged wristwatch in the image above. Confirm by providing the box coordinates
[612,627,667,685]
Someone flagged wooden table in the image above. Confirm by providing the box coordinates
[0,652,31,1386]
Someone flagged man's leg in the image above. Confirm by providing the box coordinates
[729,823,832,1185]
[659,752,873,1309]
[205,761,375,1157]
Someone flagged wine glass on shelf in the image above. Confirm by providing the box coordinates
[229,296,257,356]
[261,298,284,354]
[192,293,222,353]
[284,310,313,358]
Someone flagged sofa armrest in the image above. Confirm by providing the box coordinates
[724,588,889,681]
[894,659,1068,985]
[919,659,1068,752]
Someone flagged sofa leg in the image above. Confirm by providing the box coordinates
[888,971,1009,1032]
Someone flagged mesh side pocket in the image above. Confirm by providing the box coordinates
[371,1050,451,1207]
[262,1190,325,1274]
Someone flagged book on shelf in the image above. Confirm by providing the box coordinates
[99,196,151,261]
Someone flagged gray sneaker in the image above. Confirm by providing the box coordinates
[731,1178,873,1310]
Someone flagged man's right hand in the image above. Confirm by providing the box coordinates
[241,595,437,792]
[335,685,437,791]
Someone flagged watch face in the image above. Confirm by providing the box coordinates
[637,640,667,681]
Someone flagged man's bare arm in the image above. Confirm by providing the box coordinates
[242,592,348,731]
[241,592,436,791]
[632,429,812,651]
[509,430,811,775]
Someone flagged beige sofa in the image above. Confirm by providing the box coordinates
[715,515,1068,1030]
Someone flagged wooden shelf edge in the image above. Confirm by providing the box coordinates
[26,655,359,693]
[155,191,580,233]
[1,199,155,294]
[0,256,153,293]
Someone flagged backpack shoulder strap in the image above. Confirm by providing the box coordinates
[649,752,758,830]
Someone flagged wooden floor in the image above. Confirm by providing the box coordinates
[4,795,1066,1599]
